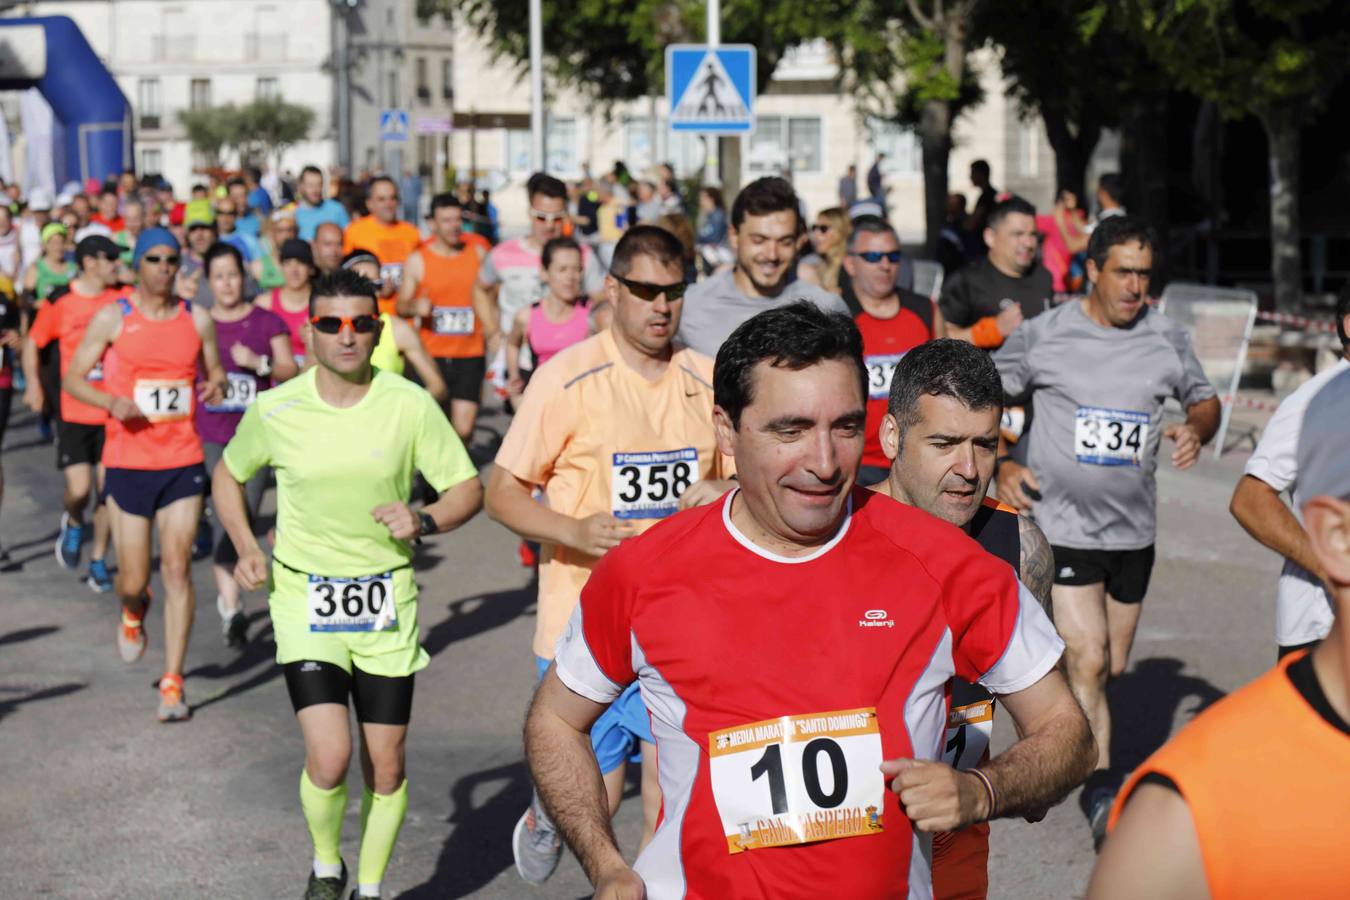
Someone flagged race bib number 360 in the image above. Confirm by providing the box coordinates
[307,572,397,632]
[709,707,885,854]
[1074,406,1148,466]
[133,379,192,421]
[611,448,698,520]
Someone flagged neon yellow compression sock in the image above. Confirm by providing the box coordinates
[358,779,409,895]
[360,786,374,832]
[299,769,347,867]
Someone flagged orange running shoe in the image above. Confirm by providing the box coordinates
[157,673,190,723]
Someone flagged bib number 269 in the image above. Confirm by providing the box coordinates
[708,707,885,854]
[307,572,397,633]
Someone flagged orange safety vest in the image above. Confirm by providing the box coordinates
[1109,652,1350,899]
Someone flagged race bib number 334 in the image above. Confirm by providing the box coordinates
[611,448,698,520]
[709,707,885,854]
[1074,406,1148,466]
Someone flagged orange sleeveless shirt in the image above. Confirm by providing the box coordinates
[1109,652,1350,898]
[102,298,204,470]
[417,243,483,358]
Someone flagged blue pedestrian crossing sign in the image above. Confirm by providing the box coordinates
[667,44,756,134]
[380,109,410,143]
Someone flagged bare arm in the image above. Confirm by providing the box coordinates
[20,332,43,411]
[473,277,502,356]
[193,305,227,406]
[985,668,1096,817]
[525,670,642,893]
[484,466,634,556]
[422,473,484,534]
[1164,396,1222,469]
[391,316,449,405]
[1018,516,1055,616]
[62,305,127,414]
[505,308,529,392]
[1230,474,1326,580]
[1087,784,1210,900]
[268,332,300,382]
[395,250,425,318]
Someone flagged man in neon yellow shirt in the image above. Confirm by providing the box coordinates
[212,268,483,900]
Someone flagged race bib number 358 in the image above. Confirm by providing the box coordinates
[611,448,698,520]
[307,572,397,632]
[1074,406,1148,466]
[709,707,885,854]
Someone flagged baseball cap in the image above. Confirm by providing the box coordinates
[280,237,314,267]
[185,198,215,228]
[40,222,67,244]
[1298,368,1350,504]
[340,249,379,272]
[133,227,180,268]
[27,186,54,212]
[75,234,123,265]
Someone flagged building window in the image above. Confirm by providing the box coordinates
[441,58,453,101]
[787,117,823,174]
[505,129,531,173]
[387,72,399,108]
[138,78,161,130]
[190,78,211,110]
[1017,119,1040,177]
[256,77,280,101]
[622,117,706,178]
[748,116,785,175]
[416,135,435,177]
[749,116,823,175]
[416,58,430,103]
[141,148,163,176]
[867,118,922,175]
[545,116,579,177]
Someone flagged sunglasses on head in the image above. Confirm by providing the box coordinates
[141,254,181,266]
[530,208,568,224]
[309,314,380,334]
[613,273,687,302]
[850,250,902,264]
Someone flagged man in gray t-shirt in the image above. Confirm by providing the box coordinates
[677,176,848,358]
[991,215,1220,846]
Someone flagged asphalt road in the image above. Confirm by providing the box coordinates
[0,399,1282,899]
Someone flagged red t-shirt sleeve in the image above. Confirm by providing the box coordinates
[29,302,60,349]
[942,551,1062,694]
[553,544,637,704]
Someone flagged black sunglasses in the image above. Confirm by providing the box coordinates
[613,273,687,302]
[141,254,181,266]
[309,314,381,335]
[850,250,902,264]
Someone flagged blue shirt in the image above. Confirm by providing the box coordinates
[221,230,262,262]
[295,199,351,241]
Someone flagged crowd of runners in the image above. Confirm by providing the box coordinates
[0,161,1347,900]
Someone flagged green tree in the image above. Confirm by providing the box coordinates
[178,105,239,169]
[1122,0,1350,309]
[235,98,316,171]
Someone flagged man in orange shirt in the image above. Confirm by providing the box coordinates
[485,225,735,886]
[1090,368,1350,899]
[343,176,422,311]
[21,235,125,591]
[63,228,227,722]
[397,194,492,441]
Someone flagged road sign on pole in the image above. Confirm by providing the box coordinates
[380,109,409,143]
[667,44,755,134]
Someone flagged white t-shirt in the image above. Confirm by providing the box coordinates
[1243,357,1348,646]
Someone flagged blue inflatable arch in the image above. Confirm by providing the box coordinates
[0,15,132,186]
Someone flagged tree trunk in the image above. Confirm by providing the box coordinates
[1041,109,1100,203]
[1261,106,1302,312]
[1120,90,1170,285]
[920,98,952,258]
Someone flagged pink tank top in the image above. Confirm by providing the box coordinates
[269,288,309,361]
[527,300,591,369]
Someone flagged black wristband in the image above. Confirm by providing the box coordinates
[417,511,437,537]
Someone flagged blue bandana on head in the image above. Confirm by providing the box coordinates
[133,227,181,268]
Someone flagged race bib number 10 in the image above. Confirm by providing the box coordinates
[307,572,397,632]
[133,379,192,421]
[1075,406,1148,466]
[709,707,885,854]
[611,448,698,520]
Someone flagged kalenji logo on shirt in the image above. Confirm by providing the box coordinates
[859,609,894,628]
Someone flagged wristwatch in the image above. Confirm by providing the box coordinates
[417,511,437,538]
[256,354,272,378]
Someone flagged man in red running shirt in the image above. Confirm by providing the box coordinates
[872,339,1057,899]
[526,302,1093,899]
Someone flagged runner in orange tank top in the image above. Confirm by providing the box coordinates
[1089,369,1350,900]
[63,227,227,723]
[397,194,490,441]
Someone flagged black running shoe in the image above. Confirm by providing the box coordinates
[304,861,347,900]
